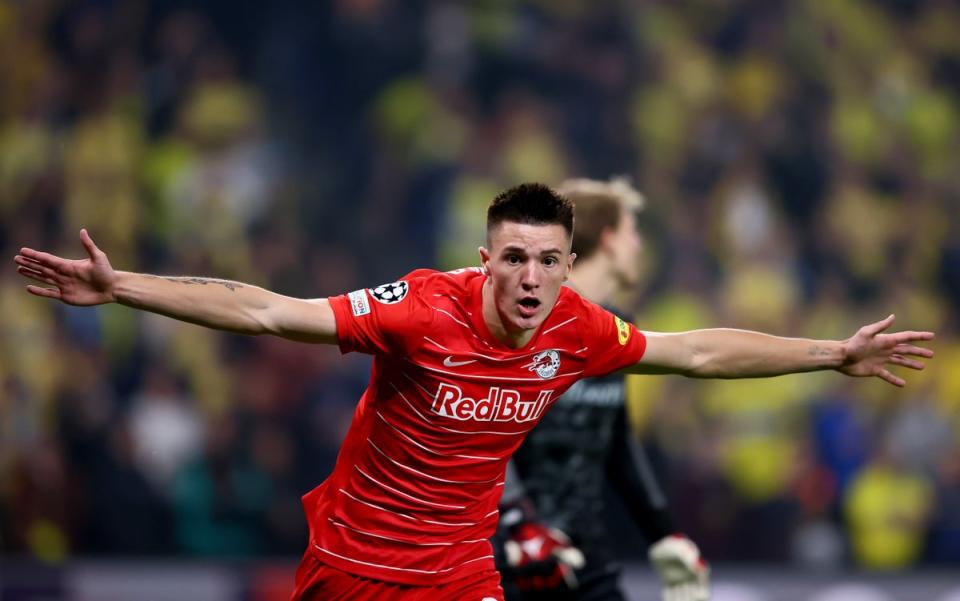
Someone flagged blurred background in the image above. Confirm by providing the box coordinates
[1,0,958,599]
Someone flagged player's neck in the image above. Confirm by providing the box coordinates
[567,258,616,306]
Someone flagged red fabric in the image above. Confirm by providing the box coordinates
[291,550,504,600]
[304,268,646,585]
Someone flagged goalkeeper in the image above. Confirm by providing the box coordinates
[494,178,709,601]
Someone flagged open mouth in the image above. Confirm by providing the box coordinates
[518,297,541,317]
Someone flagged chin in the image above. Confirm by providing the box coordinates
[512,313,545,332]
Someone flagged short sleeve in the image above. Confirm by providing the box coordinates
[328,276,431,355]
[580,302,647,378]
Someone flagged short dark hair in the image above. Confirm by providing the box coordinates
[486,183,574,243]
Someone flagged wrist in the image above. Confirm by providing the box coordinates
[111,271,134,304]
[833,338,853,370]
[808,339,847,370]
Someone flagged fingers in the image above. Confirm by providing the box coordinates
[889,354,925,370]
[15,251,66,300]
[25,284,62,299]
[79,228,100,260]
[877,368,905,387]
[889,330,936,344]
[18,247,67,271]
[861,314,896,337]
[14,255,60,280]
[17,266,58,287]
[893,343,934,358]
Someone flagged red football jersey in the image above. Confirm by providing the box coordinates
[303,268,647,585]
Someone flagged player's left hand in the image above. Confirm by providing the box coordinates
[838,314,934,387]
[649,534,709,601]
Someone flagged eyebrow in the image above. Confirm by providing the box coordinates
[502,245,563,256]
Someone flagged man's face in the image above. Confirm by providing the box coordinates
[480,221,575,337]
[608,208,643,288]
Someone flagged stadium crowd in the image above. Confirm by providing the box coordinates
[1,0,958,573]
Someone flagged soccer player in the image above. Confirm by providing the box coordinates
[495,177,708,601]
[14,183,934,601]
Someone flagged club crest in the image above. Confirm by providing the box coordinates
[525,349,561,379]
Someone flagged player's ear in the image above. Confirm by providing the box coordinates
[478,246,491,275]
[564,252,576,280]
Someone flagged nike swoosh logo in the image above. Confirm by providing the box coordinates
[443,356,477,367]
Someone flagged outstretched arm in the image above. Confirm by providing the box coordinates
[14,229,338,344]
[625,315,934,387]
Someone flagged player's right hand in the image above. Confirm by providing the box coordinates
[649,534,709,601]
[15,229,117,305]
[503,521,585,591]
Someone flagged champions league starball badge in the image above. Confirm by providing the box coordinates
[370,281,409,304]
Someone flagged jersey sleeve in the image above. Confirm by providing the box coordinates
[580,302,647,378]
[327,275,433,355]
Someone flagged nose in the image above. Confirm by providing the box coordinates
[521,262,540,290]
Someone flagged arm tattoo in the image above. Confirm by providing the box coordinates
[145,274,244,291]
[808,345,831,357]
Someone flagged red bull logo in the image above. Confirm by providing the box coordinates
[431,384,553,423]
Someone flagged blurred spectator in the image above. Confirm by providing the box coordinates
[925,445,960,564]
[127,363,203,489]
[844,437,935,569]
[171,412,270,557]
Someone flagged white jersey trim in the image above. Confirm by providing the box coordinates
[375,411,500,461]
[338,488,489,527]
[422,335,451,351]
[542,316,577,335]
[367,438,501,485]
[422,335,577,363]
[407,358,584,382]
[313,543,493,575]
[430,307,482,339]
[328,517,487,546]
[354,465,466,510]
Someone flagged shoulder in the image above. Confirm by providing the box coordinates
[556,286,606,320]
[553,291,645,376]
[364,267,485,311]
[402,267,485,298]
[558,288,630,339]
[364,268,447,304]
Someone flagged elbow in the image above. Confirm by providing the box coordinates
[241,305,275,336]
[685,343,720,378]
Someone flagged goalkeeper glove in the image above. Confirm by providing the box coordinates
[648,534,710,601]
[503,521,586,591]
